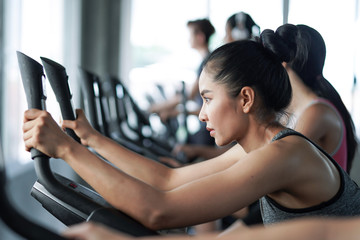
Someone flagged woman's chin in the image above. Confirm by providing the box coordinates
[215,137,233,147]
[214,138,225,147]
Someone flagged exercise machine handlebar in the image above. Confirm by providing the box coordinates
[17,51,158,237]
[40,56,80,142]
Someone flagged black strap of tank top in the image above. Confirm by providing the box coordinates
[270,128,346,207]
[271,128,340,169]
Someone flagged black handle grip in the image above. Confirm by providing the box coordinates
[17,52,107,218]
[16,51,46,110]
[40,57,80,143]
[16,51,49,160]
[15,51,68,239]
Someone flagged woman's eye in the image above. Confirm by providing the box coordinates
[204,97,210,103]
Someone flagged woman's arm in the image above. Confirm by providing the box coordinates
[23,110,251,227]
[23,110,168,228]
[23,110,286,230]
[62,109,243,191]
[63,217,360,240]
[172,144,232,161]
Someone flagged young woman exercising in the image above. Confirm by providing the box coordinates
[23,27,360,231]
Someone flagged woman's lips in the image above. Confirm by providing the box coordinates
[206,127,215,137]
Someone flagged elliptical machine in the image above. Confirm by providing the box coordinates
[16,51,158,237]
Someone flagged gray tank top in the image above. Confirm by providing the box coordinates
[260,129,360,224]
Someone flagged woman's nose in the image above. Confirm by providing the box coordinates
[198,106,207,122]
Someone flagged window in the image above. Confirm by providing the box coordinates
[129,0,360,137]
[128,0,283,109]
[2,0,65,172]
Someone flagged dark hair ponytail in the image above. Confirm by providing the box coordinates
[273,24,357,172]
[260,28,294,63]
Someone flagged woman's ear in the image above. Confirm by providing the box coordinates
[238,86,255,113]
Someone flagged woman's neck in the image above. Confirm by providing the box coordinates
[237,120,286,153]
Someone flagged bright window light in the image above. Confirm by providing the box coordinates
[2,0,64,168]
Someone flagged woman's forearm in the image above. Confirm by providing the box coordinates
[62,142,169,229]
[87,134,241,192]
[64,144,234,230]
[62,143,210,230]
[62,109,175,191]
[87,132,174,190]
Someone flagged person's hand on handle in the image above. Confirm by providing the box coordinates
[62,109,101,147]
[23,109,76,159]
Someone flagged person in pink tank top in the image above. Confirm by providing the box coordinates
[310,98,347,169]
[292,97,348,170]
[279,25,357,173]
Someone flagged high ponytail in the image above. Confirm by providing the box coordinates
[260,29,293,63]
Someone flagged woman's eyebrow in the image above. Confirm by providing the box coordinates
[200,89,211,96]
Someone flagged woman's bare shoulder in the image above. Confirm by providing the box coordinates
[245,135,311,171]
